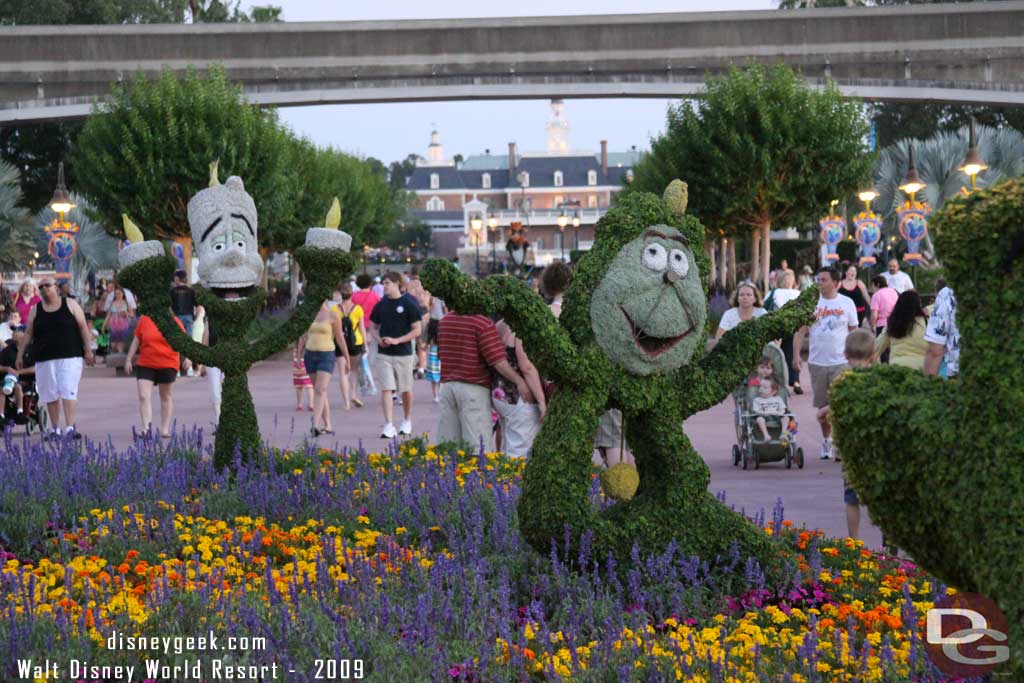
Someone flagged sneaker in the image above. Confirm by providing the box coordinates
[398,419,412,435]
[380,423,397,439]
[819,438,833,460]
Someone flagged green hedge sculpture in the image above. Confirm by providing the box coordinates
[421,184,817,564]
[830,177,1024,673]
[119,246,352,469]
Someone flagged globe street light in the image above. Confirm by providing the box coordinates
[898,144,926,201]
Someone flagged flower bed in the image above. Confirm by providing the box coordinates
[0,433,975,682]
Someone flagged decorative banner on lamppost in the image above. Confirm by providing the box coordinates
[897,200,931,266]
[171,241,187,270]
[44,217,80,282]
[818,209,846,265]
[853,211,882,268]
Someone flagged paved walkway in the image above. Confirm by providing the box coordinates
[63,357,883,549]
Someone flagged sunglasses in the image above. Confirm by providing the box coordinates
[39,283,55,289]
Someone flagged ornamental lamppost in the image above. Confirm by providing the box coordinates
[897,144,930,267]
[470,212,483,277]
[959,117,988,192]
[854,188,882,269]
[572,210,581,251]
[557,209,568,261]
[45,162,79,284]
[488,216,498,273]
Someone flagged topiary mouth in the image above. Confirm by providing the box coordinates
[620,306,692,357]
[210,286,258,300]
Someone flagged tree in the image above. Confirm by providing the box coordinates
[632,65,872,292]
[388,154,422,192]
[72,67,295,250]
[0,0,282,215]
[0,121,83,214]
[0,160,37,271]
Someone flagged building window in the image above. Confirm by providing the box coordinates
[587,170,597,186]
[588,195,598,208]
[430,173,440,189]
[553,170,563,187]
[482,173,491,189]
[535,237,544,250]
[626,169,634,183]
[426,196,445,211]
[554,195,564,207]
[520,172,529,188]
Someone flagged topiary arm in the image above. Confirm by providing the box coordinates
[420,258,584,385]
[240,246,354,363]
[117,253,219,367]
[684,286,817,414]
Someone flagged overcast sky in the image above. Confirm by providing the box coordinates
[241,0,774,165]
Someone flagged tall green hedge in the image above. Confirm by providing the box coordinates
[422,189,817,566]
[830,177,1024,675]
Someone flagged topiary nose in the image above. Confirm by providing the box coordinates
[664,271,680,284]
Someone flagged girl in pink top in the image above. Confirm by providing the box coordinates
[870,275,899,363]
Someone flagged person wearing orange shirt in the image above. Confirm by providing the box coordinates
[124,311,189,437]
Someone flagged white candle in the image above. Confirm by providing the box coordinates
[118,240,166,269]
[305,228,352,252]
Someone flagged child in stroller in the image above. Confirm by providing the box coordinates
[732,344,803,470]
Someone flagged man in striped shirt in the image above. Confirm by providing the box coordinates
[437,312,532,453]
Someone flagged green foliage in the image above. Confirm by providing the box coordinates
[0,121,82,214]
[632,65,871,238]
[0,160,37,271]
[118,245,353,469]
[422,189,818,566]
[870,102,1024,150]
[72,67,295,244]
[830,177,1024,674]
[268,141,400,251]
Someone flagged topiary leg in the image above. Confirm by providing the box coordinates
[517,386,605,556]
[597,411,774,565]
[213,371,260,470]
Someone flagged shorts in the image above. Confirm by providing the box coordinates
[493,397,542,458]
[844,479,860,506]
[348,344,365,357]
[35,357,84,404]
[135,366,177,384]
[304,350,336,375]
[375,353,414,393]
[594,408,624,449]
[809,363,849,409]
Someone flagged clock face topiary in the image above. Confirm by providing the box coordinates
[589,224,707,376]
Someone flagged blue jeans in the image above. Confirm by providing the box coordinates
[177,314,194,336]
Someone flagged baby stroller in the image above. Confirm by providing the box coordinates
[731,343,804,470]
[2,377,48,434]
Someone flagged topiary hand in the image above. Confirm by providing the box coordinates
[830,178,1024,675]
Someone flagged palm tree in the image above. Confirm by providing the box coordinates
[871,124,1024,263]
[0,161,37,272]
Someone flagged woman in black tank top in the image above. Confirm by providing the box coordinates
[838,264,870,327]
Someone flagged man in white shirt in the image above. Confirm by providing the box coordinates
[793,267,859,460]
[923,285,960,378]
[883,259,914,294]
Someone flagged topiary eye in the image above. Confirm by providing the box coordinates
[669,249,689,277]
[642,243,667,272]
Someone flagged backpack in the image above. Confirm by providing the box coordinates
[341,313,356,352]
